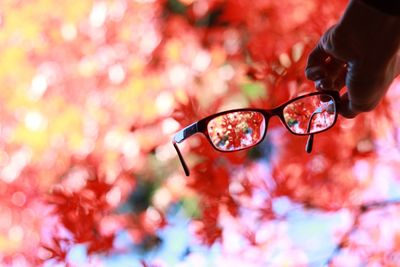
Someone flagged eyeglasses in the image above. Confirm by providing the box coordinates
[173,90,340,176]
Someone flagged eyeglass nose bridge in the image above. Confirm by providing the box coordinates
[265,107,283,120]
[257,107,286,132]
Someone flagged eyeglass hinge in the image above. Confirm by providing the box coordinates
[174,123,198,143]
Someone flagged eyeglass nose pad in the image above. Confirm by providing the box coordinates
[305,134,314,153]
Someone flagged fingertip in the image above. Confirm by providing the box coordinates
[305,66,326,81]
[338,93,359,118]
[306,43,331,70]
[339,109,358,119]
[315,79,334,91]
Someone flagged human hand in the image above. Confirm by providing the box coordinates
[305,0,400,118]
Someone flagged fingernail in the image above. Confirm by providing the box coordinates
[315,79,332,90]
[324,56,332,63]
[315,80,323,90]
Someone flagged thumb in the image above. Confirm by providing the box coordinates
[338,92,358,118]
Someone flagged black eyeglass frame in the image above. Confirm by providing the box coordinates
[173,90,341,176]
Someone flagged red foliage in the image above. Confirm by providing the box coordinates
[3,0,400,265]
[45,171,115,258]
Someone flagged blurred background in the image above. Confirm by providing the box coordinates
[1,0,400,266]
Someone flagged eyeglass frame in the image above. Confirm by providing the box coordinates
[173,90,341,176]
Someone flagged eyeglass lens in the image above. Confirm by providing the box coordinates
[283,94,336,135]
[207,111,266,151]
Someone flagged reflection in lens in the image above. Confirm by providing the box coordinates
[207,111,265,151]
[283,94,336,134]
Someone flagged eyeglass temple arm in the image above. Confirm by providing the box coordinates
[305,101,336,153]
[172,123,199,176]
[306,133,314,153]
[173,141,190,176]
[305,110,319,153]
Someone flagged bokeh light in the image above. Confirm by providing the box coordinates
[0,0,400,266]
